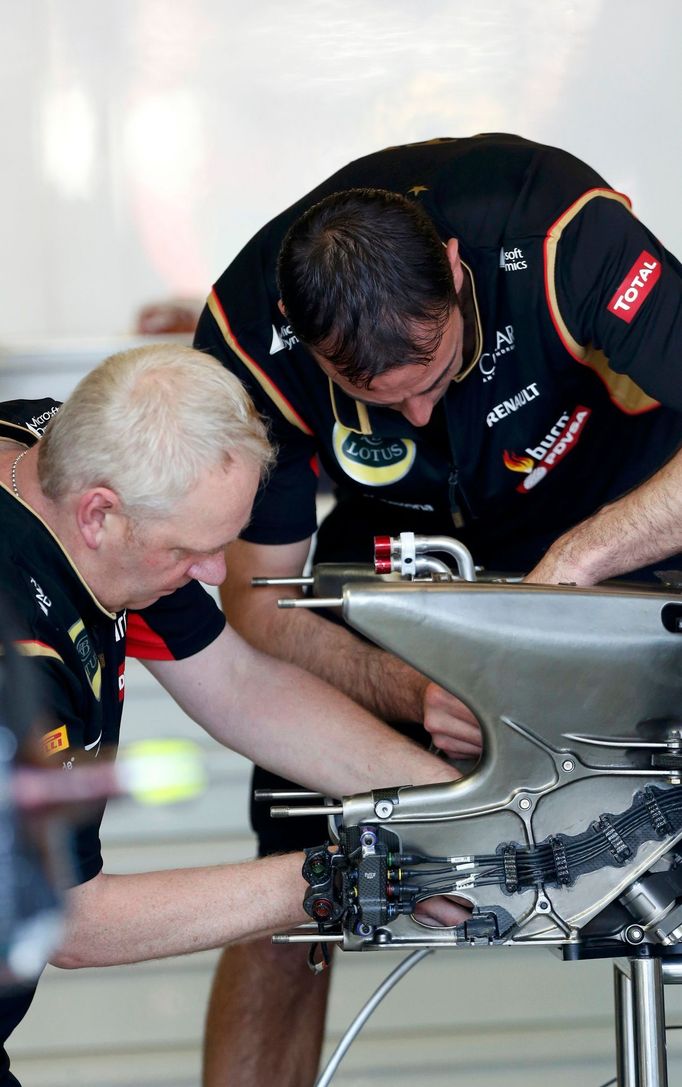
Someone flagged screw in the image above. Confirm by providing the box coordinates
[375,800,394,819]
[537,899,550,911]
[562,759,575,772]
[519,797,532,811]
[625,925,645,944]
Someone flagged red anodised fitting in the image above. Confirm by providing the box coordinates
[374,535,393,574]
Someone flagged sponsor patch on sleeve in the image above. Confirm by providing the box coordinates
[607,250,661,324]
[42,725,69,757]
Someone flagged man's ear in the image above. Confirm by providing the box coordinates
[76,488,122,550]
[277,298,286,317]
[445,238,464,293]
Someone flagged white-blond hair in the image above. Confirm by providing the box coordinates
[38,344,273,516]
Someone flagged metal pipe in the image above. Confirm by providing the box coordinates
[314,949,433,1087]
[270,804,344,818]
[272,933,344,944]
[413,535,477,582]
[614,961,637,1087]
[631,956,668,1087]
[253,790,324,802]
[277,597,343,609]
[252,575,314,586]
[414,556,454,578]
[662,961,682,984]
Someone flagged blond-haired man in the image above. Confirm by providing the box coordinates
[0,344,457,1085]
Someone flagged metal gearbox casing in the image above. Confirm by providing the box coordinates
[327,581,682,951]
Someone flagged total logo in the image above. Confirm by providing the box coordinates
[499,246,527,272]
[269,323,299,354]
[607,250,661,325]
[332,423,416,486]
[479,324,515,383]
[503,406,591,493]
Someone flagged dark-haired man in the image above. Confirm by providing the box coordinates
[195,134,682,1085]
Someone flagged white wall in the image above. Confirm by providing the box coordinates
[2,0,682,341]
[3,3,682,1084]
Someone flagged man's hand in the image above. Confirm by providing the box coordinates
[413,894,471,927]
[422,682,482,759]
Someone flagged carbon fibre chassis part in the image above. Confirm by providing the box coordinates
[289,570,682,954]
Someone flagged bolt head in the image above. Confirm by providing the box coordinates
[375,800,394,819]
[519,797,531,811]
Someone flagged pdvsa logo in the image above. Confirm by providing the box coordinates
[607,251,661,324]
[332,423,416,486]
[503,406,591,493]
[500,246,527,271]
[479,325,515,383]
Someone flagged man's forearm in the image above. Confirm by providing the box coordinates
[54,854,306,968]
[527,448,682,586]
[146,628,457,797]
[226,583,428,723]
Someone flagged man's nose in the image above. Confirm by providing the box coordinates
[400,396,434,428]
[188,552,227,586]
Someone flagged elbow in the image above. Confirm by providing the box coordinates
[49,928,103,970]
[49,946,89,970]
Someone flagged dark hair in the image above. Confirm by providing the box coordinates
[277,188,457,387]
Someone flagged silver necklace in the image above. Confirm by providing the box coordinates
[11,448,30,498]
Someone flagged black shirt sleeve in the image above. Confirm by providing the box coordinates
[194,303,320,546]
[554,195,682,410]
[127,581,226,661]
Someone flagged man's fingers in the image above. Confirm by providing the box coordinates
[425,718,481,743]
[413,894,471,927]
[422,681,483,759]
[429,734,482,758]
[424,684,478,724]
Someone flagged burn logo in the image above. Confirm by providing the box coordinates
[503,406,591,493]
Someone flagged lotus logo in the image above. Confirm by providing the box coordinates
[332,424,416,486]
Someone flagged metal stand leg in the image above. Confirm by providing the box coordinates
[614,957,668,1087]
[615,961,637,1087]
